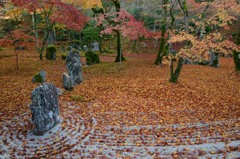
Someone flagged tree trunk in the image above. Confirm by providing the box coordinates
[47,30,55,45]
[154,0,168,65]
[133,39,139,53]
[233,24,240,71]
[177,0,189,33]
[37,5,54,60]
[112,0,125,62]
[99,37,103,53]
[115,30,125,62]
[233,51,240,71]
[169,57,184,83]
[184,12,189,33]
[154,22,166,65]
[32,12,39,49]
[168,0,188,83]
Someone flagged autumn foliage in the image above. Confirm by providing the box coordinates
[95,9,148,40]
[12,0,88,31]
[0,0,240,158]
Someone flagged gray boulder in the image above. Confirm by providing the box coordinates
[63,73,73,90]
[30,83,60,136]
[32,70,46,83]
[66,50,83,85]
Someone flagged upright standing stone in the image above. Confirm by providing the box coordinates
[30,83,60,136]
[63,73,73,90]
[66,50,83,85]
[92,42,100,51]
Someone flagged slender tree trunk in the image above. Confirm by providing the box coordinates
[177,0,189,33]
[154,20,167,64]
[133,39,139,53]
[115,30,125,62]
[47,30,55,45]
[99,37,103,53]
[169,57,184,83]
[154,38,158,53]
[38,5,53,60]
[184,13,189,33]
[169,0,188,82]
[234,24,240,71]
[32,12,39,49]
[154,0,168,65]
[112,0,125,62]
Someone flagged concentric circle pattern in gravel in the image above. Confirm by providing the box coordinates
[0,104,239,158]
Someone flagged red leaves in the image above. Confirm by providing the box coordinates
[50,1,88,31]
[12,0,88,31]
[96,9,148,40]
[0,29,34,49]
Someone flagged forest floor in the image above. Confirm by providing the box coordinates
[0,48,240,158]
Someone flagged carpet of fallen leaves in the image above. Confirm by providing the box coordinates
[0,47,240,158]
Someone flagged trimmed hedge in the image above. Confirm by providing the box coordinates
[46,45,56,60]
[85,51,100,65]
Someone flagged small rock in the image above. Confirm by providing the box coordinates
[32,70,46,83]
[63,73,73,90]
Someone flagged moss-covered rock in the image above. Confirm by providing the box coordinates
[32,70,46,83]
[46,45,56,60]
[85,51,100,65]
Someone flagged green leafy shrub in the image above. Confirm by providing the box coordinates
[46,44,56,60]
[103,47,114,54]
[61,53,67,60]
[69,40,82,50]
[85,51,100,65]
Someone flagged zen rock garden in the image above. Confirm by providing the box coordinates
[0,0,240,158]
[30,49,84,135]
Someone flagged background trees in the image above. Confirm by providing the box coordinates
[0,0,239,81]
[11,0,87,60]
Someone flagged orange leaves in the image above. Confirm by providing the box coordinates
[168,30,239,61]
[168,32,196,44]
[80,0,102,9]
[0,47,240,157]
